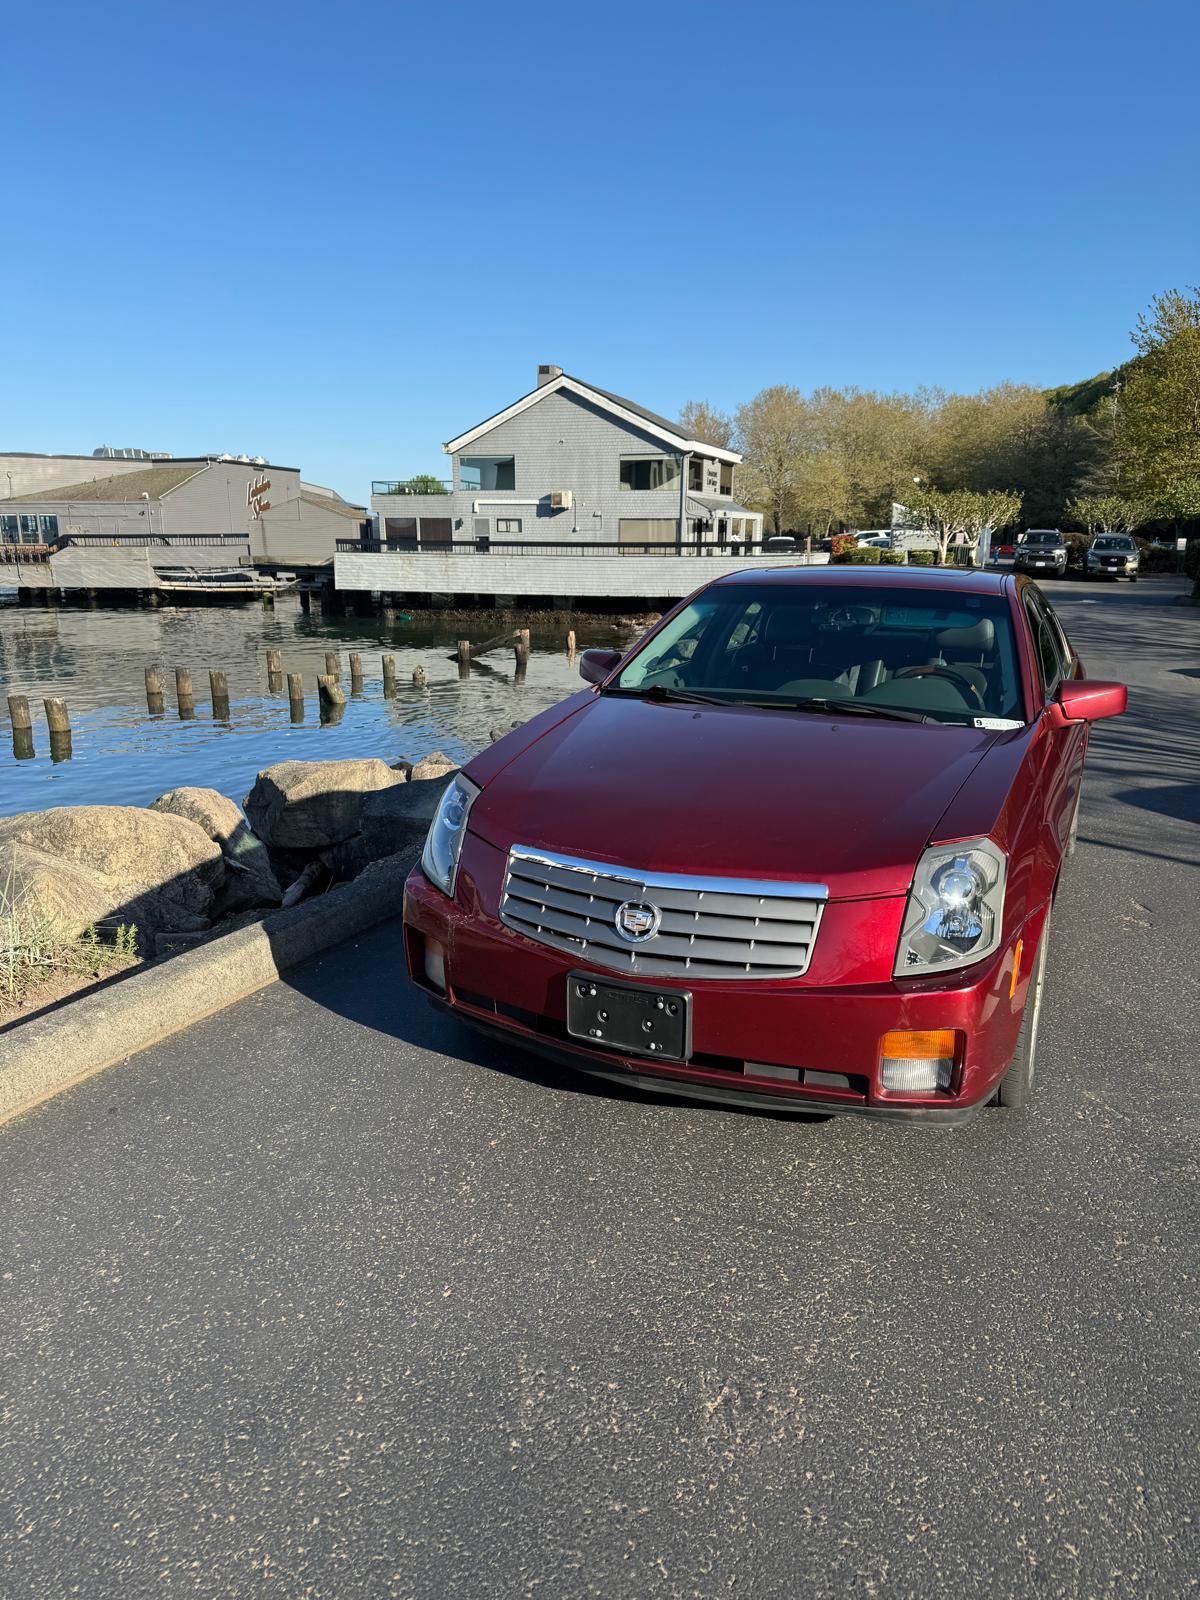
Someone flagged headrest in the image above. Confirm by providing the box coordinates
[763,606,817,645]
[936,619,994,653]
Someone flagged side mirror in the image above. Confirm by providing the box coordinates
[1053,679,1127,723]
[579,648,622,686]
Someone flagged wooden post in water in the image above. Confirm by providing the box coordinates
[287,672,305,723]
[413,665,427,688]
[324,650,341,680]
[317,673,345,708]
[7,694,34,760]
[299,588,311,613]
[317,673,345,725]
[456,639,471,667]
[517,627,531,654]
[265,648,284,693]
[349,652,364,694]
[381,654,397,695]
[8,693,33,734]
[566,628,576,655]
[514,639,529,679]
[209,669,230,719]
[176,667,195,719]
[145,665,165,713]
[44,697,72,762]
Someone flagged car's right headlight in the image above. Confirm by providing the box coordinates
[894,838,1007,978]
[421,774,480,898]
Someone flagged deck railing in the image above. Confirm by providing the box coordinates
[336,537,795,558]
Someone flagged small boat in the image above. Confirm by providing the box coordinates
[154,566,300,598]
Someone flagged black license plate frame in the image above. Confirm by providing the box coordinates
[566,972,692,1061]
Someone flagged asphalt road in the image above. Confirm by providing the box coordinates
[2,578,1197,1600]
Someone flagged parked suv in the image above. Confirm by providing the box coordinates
[1014,530,1068,579]
[405,569,1126,1125]
[1086,534,1140,582]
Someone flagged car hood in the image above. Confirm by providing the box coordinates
[468,694,1002,899]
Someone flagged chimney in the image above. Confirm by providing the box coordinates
[537,364,563,388]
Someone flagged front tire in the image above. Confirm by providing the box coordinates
[993,910,1051,1110]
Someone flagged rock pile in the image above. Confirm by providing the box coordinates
[0,749,464,959]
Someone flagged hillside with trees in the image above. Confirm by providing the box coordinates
[686,288,1200,571]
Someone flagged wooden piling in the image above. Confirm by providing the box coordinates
[266,648,284,691]
[48,730,73,763]
[175,667,195,718]
[566,628,576,654]
[144,665,165,712]
[317,673,345,708]
[287,672,304,723]
[7,693,32,734]
[44,696,71,735]
[381,654,397,695]
[324,650,341,679]
[412,665,427,689]
[349,651,364,692]
[11,726,34,761]
[517,627,531,652]
[209,669,230,718]
[456,639,472,667]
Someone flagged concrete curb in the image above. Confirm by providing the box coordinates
[0,854,411,1128]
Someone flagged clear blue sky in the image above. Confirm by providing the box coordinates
[3,0,1196,502]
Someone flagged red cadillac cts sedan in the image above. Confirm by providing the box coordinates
[403,568,1127,1125]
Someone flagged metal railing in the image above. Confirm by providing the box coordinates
[59,532,250,549]
[0,543,53,563]
[372,480,455,496]
[337,537,790,558]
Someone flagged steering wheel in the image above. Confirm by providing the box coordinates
[892,663,985,706]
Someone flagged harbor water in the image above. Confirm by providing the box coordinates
[0,597,639,813]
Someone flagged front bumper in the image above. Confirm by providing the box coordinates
[403,843,1045,1126]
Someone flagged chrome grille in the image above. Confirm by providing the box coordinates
[499,846,827,980]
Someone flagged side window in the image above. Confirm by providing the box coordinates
[1045,604,1074,674]
[1023,591,1066,696]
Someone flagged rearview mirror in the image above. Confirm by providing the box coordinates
[1053,679,1127,723]
[579,648,622,686]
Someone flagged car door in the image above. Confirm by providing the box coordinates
[1022,584,1087,862]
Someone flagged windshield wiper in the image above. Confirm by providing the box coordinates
[602,684,730,706]
[783,696,937,724]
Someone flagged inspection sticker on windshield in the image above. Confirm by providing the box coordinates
[974,716,1025,731]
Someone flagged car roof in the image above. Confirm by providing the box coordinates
[710,565,1011,597]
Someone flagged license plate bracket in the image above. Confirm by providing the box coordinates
[566,972,691,1061]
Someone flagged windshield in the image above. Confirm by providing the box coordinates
[1093,536,1135,551]
[1024,533,1062,548]
[610,583,1023,726]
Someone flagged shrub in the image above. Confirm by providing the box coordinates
[834,545,882,564]
[1140,544,1179,573]
[829,534,857,558]
[907,550,936,566]
[1185,539,1200,583]
[879,549,905,565]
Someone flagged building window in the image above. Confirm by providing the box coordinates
[688,458,704,491]
[384,516,417,546]
[0,515,18,543]
[719,463,734,496]
[618,518,680,551]
[19,514,39,539]
[460,456,515,491]
[619,456,681,491]
[39,515,59,543]
[495,518,522,535]
[419,516,453,547]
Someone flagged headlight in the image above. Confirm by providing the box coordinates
[421,774,480,897]
[894,838,1007,977]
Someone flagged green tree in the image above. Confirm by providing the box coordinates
[1065,494,1150,535]
[905,487,1023,565]
[677,400,735,450]
[1116,287,1200,518]
[395,474,448,495]
[734,386,808,534]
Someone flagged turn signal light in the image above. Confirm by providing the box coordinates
[880,1029,960,1094]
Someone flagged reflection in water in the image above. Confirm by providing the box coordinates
[0,597,637,812]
